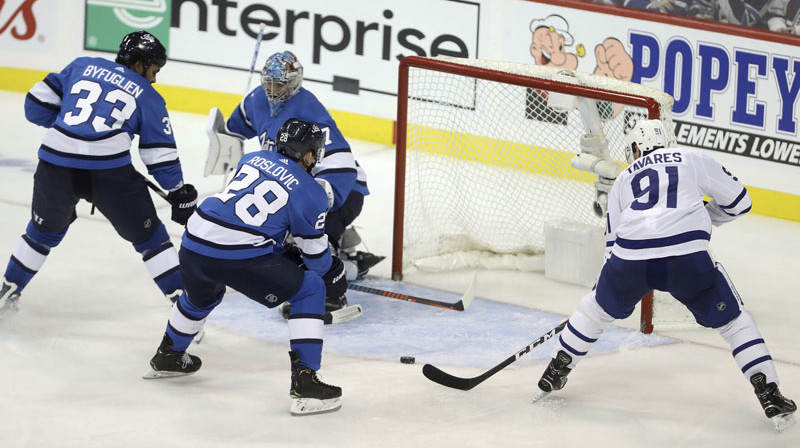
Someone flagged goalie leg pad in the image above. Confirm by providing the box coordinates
[280,301,363,325]
[324,304,363,324]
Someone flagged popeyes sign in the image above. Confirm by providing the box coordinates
[0,0,38,40]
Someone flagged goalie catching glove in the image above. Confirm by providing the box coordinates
[166,183,198,225]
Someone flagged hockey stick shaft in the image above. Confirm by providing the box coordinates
[422,319,568,390]
[348,275,475,311]
[144,178,168,199]
[244,23,267,94]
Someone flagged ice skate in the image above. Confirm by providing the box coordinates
[350,251,385,279]
[533,350,573,402]
[338,227,384,279]
[143,334,202,379]
[289,351,342,416]
[750,372,797,431]
[0,279,21,316]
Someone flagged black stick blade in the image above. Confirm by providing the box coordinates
[422,364,479,391]
[421,320,568,392]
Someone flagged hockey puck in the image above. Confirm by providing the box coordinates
[400,356,415,364]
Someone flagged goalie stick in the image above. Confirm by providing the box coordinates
[244,23,267,94]
[422,319,568,390]
[347,273,476,311]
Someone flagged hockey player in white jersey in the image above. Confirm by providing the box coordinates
[213,51,383,289]
[533,119,796,430]
[144,118,344,416]
[0,31,196,314]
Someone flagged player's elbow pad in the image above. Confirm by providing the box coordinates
[705,200,739,226]
[24,101,57,128]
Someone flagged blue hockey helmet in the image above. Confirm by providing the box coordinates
[276,118,325,171]
[115,30,167,70]
[261,51,303,117]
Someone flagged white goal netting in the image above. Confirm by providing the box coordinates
[397,57,673,268]
[394,56,693,332]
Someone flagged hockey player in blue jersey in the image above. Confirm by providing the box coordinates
[0,30,197,314]
[144,118,345,416]
[533,119,796,431]
[210,51,383,298]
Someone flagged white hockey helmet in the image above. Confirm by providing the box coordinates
[625,119,668,163]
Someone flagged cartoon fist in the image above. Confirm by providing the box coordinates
[594,38,633,81]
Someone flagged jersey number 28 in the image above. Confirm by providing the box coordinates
[215,164,289,227]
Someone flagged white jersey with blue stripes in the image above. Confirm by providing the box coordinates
[606,145,751,260]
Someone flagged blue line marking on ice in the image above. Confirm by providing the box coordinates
[0,155,36,172]
[209,277,676,368]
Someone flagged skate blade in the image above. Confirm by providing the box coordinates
[142,369,198,380]
[193,327,205,344]
[290,397,342,416]
[0,298,20,317]
[772,412,796,432]
[532,389,551,403]
[0,304,19,318]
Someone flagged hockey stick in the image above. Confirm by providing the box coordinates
[347,273,476,311]
[144,178,168,199]
[146,179,476,315]
[244,23,267,94]
[422,319,568,390]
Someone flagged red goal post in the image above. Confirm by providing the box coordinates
[393,55,676,333]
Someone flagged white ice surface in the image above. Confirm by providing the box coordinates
[0,91,798,448]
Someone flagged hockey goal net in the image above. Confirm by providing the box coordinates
[393,55,687,334]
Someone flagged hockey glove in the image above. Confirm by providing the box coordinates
[166,183,198,226]
[322,255,348,301]
[281,242,304,267]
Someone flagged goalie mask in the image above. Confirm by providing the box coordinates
[625,119,668,163]
[261,51,303,117]
[115,30,167,71]
[276,118,325,172]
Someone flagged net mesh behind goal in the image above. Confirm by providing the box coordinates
[393,56,683,333]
